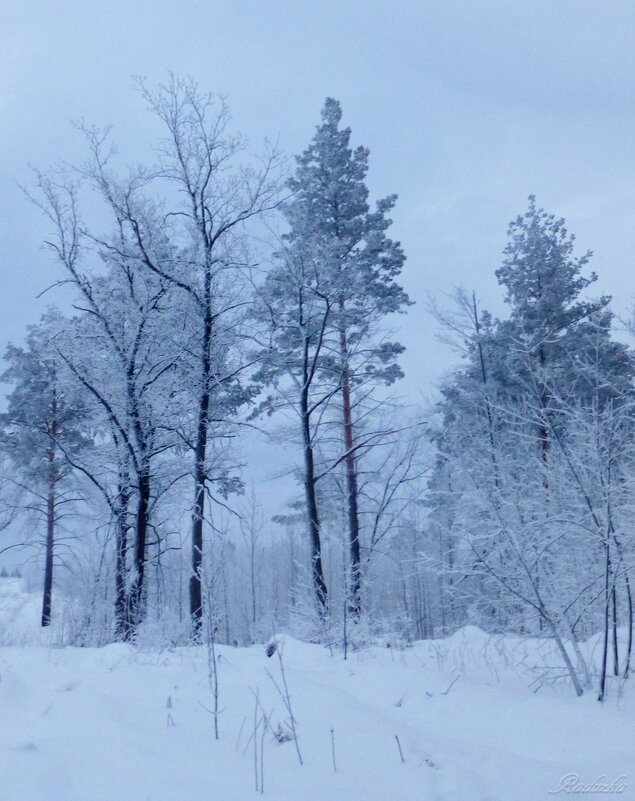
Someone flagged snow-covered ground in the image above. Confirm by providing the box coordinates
[0,578,632,801]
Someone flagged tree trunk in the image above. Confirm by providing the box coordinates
[598,538,612,701]
[249,528,257,635]
[190,300,213,638]
[623,569,633,678]
[547,616,584,697]
[190,432,207,636]
[567,625,592,690]
[611,585,619,676]
[300,380,328,612]
[339,325,362,617]
[41,479,56,627]
[114,476,130,640]
[41,405,58,629]
[610,533,632,677]
[128,468,150,634]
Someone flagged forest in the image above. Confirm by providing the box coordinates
[1,76,631,705]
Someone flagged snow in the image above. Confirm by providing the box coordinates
[0,579,632,801]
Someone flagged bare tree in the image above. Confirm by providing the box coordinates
[29,76,283,638]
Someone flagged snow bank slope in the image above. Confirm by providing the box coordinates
[0,631,632,801]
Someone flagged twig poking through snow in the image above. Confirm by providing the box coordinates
[395,734,405,764]
[265,643,303,766]
[441,674,461,695]
[330,727,337,773]
[235,716,247,753]
[253,688,260,793]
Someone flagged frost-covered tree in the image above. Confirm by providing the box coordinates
[276,98,410,616]
[29,77,282,638]
[493,197,629,452]
[252,232,336,613]
[0,312,90,626]
[426,200,635,696]
[119,78,281,638]
[27,165,186,636]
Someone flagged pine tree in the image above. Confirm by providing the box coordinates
[0,311,90,626]
[490,197,633,483]
[282,98,410,616]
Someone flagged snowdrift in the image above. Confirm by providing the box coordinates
[0,578,632,801]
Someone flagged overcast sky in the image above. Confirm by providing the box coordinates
[2,0,635,404]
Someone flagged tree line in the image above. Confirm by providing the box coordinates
[1,77,632,699]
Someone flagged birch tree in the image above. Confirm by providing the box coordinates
[29,76,282,638]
